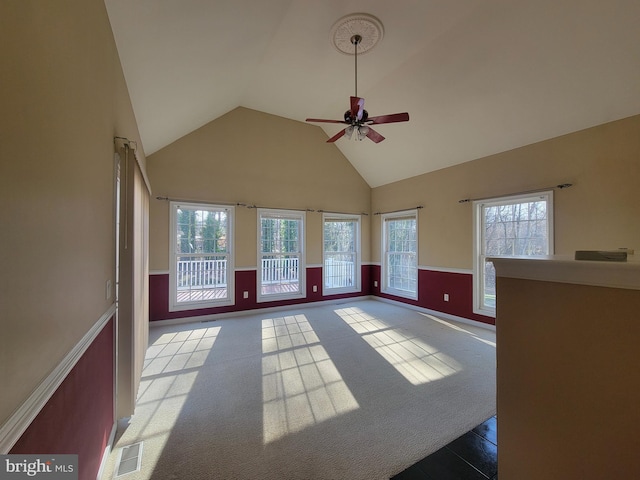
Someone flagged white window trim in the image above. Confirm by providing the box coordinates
[381,209,418,300]
[169,202,235,311]
[322,213,361,295]
[257,208,306,303]
[473,191,554,317]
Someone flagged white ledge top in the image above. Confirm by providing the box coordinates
[488,255,640,290]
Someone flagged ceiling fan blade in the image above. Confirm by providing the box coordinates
[306,118,347,124]
[367,112,410,125]
[326,129,347,143]
[350,96,364,120]
[366,128,385,143]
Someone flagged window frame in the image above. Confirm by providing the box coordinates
[381,209,418,300]
[257,208,306,303]
[322,213,361,295]
[473,191,554,317]
[169,201,234,312]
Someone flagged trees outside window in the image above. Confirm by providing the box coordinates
[258,209,305,302]
[170,202,233,311]
[323,214,360,294]
[474,192,553,315]
[382,211,418,300]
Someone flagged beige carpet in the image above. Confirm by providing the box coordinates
[102,299,496,479]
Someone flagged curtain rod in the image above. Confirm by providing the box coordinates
[156,196,242,208]
[157,197,313,212]
[156,196,372,216]
[458,183,573,204]
[246,205,315,213]
[373,206,423,216]
[316,209,369,216]
[157,196,369,215]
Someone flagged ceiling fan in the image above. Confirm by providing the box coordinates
[306,34,409,143]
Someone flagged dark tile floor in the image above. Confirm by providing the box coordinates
[391,416,497,480]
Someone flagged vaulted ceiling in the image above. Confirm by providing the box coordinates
[105,0,640,187]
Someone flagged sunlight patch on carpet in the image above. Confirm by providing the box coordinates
[335,307,462,385]
[129,325,222,475]
[143,326,222,374]
[261,314,359,444]
[361,329,461,385]
[421,314,497,348]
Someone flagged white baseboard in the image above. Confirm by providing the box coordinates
[150,296,372,327]
[96,421,118,480]
[149,295,495,332]
[374,296,496,331]
[0,304,116,453]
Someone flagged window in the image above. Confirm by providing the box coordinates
[170,202,234,311]
[323,214,361,294]
[258,209,305,302]
[473,192,553,316]
[381,211,418,299]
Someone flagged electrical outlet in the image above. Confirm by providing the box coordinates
[243,291,249,299]
[444,293,449,302]
[374,280,378,287]
[313,285,317,292]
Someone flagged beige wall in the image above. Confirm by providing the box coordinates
[147,107,372,270]
[0,0,144,426]
[496,276,640,478]
[372,114,640,268]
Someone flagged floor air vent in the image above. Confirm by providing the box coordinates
[115,442,143,477]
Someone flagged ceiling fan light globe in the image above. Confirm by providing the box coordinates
[345,125,355,139]
[357,125,369,141]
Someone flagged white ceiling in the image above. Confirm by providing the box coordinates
[105,0,640,187]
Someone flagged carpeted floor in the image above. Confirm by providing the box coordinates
[102,299,496,479]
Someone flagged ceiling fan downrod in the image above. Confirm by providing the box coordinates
[304,22,409,144]
[351,34,361,98]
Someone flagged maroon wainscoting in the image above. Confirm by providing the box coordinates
[149,273,170,321]
[370,265,495,326]
[11,317,115,480]
[150,270,259,320]
[306,267,323,302]
[150,266,370,322]
[419,269,494,324]
[361,264,373,296]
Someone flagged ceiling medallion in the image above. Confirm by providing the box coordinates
[330,13,384,55]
